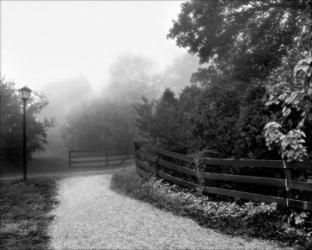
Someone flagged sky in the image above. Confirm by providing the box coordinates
[0,0,186,93]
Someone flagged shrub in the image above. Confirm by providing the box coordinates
[110,168,312,248]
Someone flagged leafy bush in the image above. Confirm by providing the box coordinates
[110,168,312,248]
[0,79,54,163]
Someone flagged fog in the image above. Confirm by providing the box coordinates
[1,1,201,156]
[1,1,186,90]
[37,53,199,156]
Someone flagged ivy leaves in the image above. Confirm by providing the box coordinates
[264,122,307,161]
[264,55,312,161]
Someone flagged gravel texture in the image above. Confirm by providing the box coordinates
[48,173,291,249]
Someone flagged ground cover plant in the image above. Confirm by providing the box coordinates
[0,178,58,249]
[110,168,312,249]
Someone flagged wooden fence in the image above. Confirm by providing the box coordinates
[134,141,312,211]
[68,150,134,168]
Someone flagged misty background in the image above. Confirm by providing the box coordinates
[1,1,199,157]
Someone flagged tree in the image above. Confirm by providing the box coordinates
[190,82,241,157]
[160,54,200,94]
[62,100,135,154]
[62,55,162,154]
[168,0,308,84]
[0,79,54,163]
[104,54,160,103]
[264,4,312,161]
[157,0,312,160]
[133,97,155,142]
[233,83,278,159]
[134,88,192,153]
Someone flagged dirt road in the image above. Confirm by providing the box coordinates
[48,172,290,249]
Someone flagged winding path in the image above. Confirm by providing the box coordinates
[48,171,291,249]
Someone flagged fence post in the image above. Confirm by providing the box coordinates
[105,151,109,167]
[68,151,71,168]
[194,153,204,193]
[134,141,140,170]
[283,159,291,208]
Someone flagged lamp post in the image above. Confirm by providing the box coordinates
[19,86,32,181]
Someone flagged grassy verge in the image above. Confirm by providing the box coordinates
[0,178,58,249]
[1,156,68,176]
[110,168,312,249]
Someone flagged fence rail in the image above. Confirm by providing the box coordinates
[134,141,312,211]
[68,150,134,168]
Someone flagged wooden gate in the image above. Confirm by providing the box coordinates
[68,150,134,168]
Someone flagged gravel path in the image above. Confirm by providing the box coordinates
[48,173,290,249]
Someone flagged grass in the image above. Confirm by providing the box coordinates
[1,156,133,178]
[110,168,312,250]
[1,156,68,176]
[0,178,58,249]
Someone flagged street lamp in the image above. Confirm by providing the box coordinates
[19,86,32,181]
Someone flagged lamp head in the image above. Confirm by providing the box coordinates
[19,86,32,101]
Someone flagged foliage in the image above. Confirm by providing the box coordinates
[168,0,307,83]
[264,1,312,161]
[133,0,312,160]
[133,97,155,141]
[233,84,277,159]
[62,54,184,154]
[0,79,54,163]
[104,54,160,103]
[134,82,275,158]
[110,168,312,248]
[134,88,188,153]
[264,122,308,161]
[62,100,136,154]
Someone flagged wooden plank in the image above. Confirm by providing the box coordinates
[158,159,196,177]
[70,162,108,167]
[158,171,198,189]
[70,154,107,158]
[287,199,312,210]
[70,152,107,157]
[204,172,285,187]
[68,151,72,168]
[71,154,133,161]
[71,158,107,163]
[203,158,284,169]
[70,150,106,153]
[287,161,312,169]
[203,185,285,204]
[108,154,134,161]
[70,158,133,166]
[107,158,134,165]
[155,160,312,211]
[289,180,312,192]
[156,148,193,163]
[203,185,312,210]
[135,143,311,169]
[70,151,133,158]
